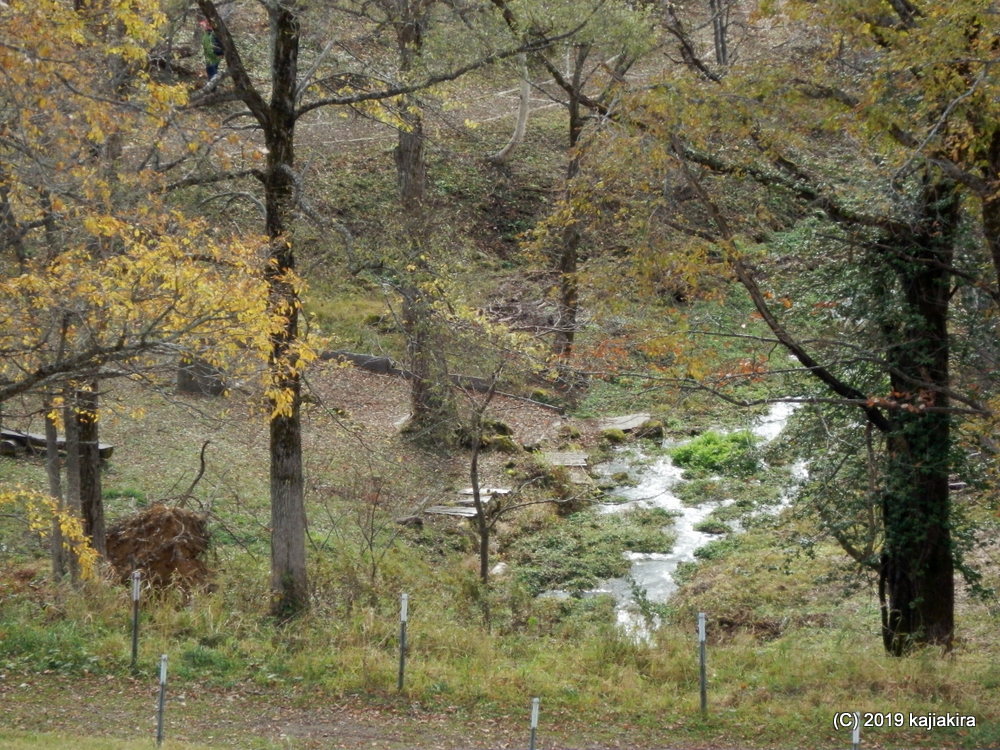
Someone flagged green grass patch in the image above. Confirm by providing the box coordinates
[692,518,730,535]
[0,732,223,750]
[0,604,109,674]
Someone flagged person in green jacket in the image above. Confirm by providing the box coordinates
[199,19,224,79]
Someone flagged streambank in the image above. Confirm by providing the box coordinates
[592,403,802,631]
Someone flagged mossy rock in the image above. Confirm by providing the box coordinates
[518,456,571,489]
[483,417,513,436]
[675,478,725,506]
[600,494,631,506]
[558,424,582,440]
[530,387,561,406]
[635,419,665,440]
[485,434,520,454]
[600,428,628,445]
[363,313,399,333]
[458,418,517,450]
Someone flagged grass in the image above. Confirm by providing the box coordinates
[2,514,999,749]
[0,733,223,750]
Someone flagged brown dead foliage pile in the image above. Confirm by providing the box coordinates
[106,503,211,587]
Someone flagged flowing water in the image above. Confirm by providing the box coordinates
[593,403,803,632]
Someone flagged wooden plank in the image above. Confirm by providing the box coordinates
[454,495,493,507]
[597,413,652,432]
[458,487,511,496]
[542,451,588,467]
[423,506,479,518]
[0,428,115,459]
[1,428,37,447]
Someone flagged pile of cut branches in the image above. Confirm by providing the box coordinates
[106,504,211,588]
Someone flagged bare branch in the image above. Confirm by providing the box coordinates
[161,168,266,193]
[295,30,581,118]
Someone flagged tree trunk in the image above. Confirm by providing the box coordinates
[61,391,83,579]
[393,13,459,444]
[878,177,958,654]
[44,395,69,579]
[478,517,490,584]
[709,0,729,67]
[551,44,589,358]
[401,290,457,442]
[395,103,457,441]
[72,383,105,557]
[469,440,490,584]
[982,193,1000,299]
[195,0,310,616]
[63,395,81,516]
[394,104,427,209]
[881,413,954,654]
[0,165,28,269]
[488,54,531,165]
[553,214,580,358]
[265,2,308,618]
[269,382,307,617]
[979,130,1000,298]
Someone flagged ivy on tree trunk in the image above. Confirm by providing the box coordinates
[877,176,959,654]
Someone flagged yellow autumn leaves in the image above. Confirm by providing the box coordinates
[0,487,100,579]
[0,0,306,404]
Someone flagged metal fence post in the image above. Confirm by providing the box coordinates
[529,697,540,750]
[397,593,408,691]
[130,570,141,672]
[156,654,168,747]
[698,612,707,717]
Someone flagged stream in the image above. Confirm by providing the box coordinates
[593,403,803,633]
